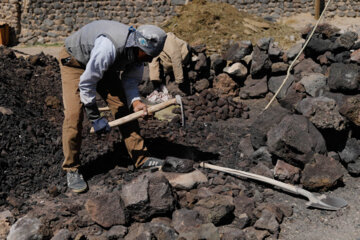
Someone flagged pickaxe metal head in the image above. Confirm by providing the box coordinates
[175,95,185,127]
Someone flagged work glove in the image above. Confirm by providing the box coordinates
[92,117,111,134]
[84,104,111,134]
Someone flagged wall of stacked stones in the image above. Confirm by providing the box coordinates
[0,0,359,45]
[213,0,360,18]
[0,0,21,43]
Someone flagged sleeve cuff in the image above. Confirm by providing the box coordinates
[130,97,141,108]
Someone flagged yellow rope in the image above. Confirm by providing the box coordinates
[264,0,332,111]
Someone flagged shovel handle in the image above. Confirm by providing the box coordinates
[200,162,299,195]
[90,98,177,133]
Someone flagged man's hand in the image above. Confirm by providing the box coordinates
[132,100,149,117]
[92,117,111,134]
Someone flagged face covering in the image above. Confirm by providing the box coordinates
[124,31,137,62]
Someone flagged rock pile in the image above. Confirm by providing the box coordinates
[2,23,360,239]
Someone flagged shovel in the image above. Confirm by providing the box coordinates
[90,95,185,133]
[200,162,347,211]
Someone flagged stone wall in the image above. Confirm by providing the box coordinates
[17,0,181,44]
[0,0,360,45]
[0,0,21,43]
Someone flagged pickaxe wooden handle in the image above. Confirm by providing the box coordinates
[90,95,184,133]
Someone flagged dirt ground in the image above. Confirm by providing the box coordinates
[9,13,360,240]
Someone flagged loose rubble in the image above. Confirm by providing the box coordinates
[1,22,360,239]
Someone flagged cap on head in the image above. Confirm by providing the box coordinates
[135,25,167,57]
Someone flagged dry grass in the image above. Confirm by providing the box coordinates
[161,0,300,54]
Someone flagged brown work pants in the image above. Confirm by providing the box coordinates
[59,47,149,171]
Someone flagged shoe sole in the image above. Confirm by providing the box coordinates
[70,186,88,193]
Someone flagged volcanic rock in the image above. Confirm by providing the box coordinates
[213,73,238,97]
[194,52,208,71]
[0,210,12,239]
[250,104,290,149]
[305,23,340,39]
[271,62,289,74]
[274,160,301,183]
[210,53,226,75]
[254,203,286,223]
[187,70,198,81]
[339,138,360,175]
[339,138,360,164]
[223,62,248,79]
[338,95,360,126]
[286,43,302,60]
[317,51,333,65]
[171,208,203,233]
[254,209,279,234]
[51,229,71,240]
[240,75,268,99]
[333,31,358,51]
[7,216,43,240]
[328,63,360,93]
[194,194,235,226]
[162,156,194,173]
[178,223,220,240]
[233,195,256,223]
[218,226,246,240]
[125,222,178,240]
[293,58,322,79]
[250,46,272,77]
[299,73,327,97]
[243,226,270,240]
[347,161,360,176]
[162,169,208,190]
[277,84,307,111]
[267,114,327,167]
[250,162,273,179]
[350,48,360,63]
[296,96,347,131]
[197,187,216,199]
[194,78,210,92]
[305,35,333,57]
[268,75,295,99]
[223,40,253,62]
[334,51,351,63]
[268,41,282,59]
[257,37,272,51]
[121,174,149,210]
[238,134,254,158]
[107,225,128,239]
[353,41,360,50]
[301,154,345,190]
[85,192,126,228]
[235,213,251,229]
[250,147,272,167]
[120,172,176,222]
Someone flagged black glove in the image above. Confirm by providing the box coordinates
[92,117,110,133]
[85,104,110,134]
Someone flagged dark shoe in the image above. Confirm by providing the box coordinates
[140,157,165,169]
[67,170,88,193]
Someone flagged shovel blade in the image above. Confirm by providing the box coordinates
[307,195,348,211]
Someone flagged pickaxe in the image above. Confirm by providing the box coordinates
[90,95,185,133]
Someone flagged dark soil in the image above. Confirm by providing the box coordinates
[0,46,248,210]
